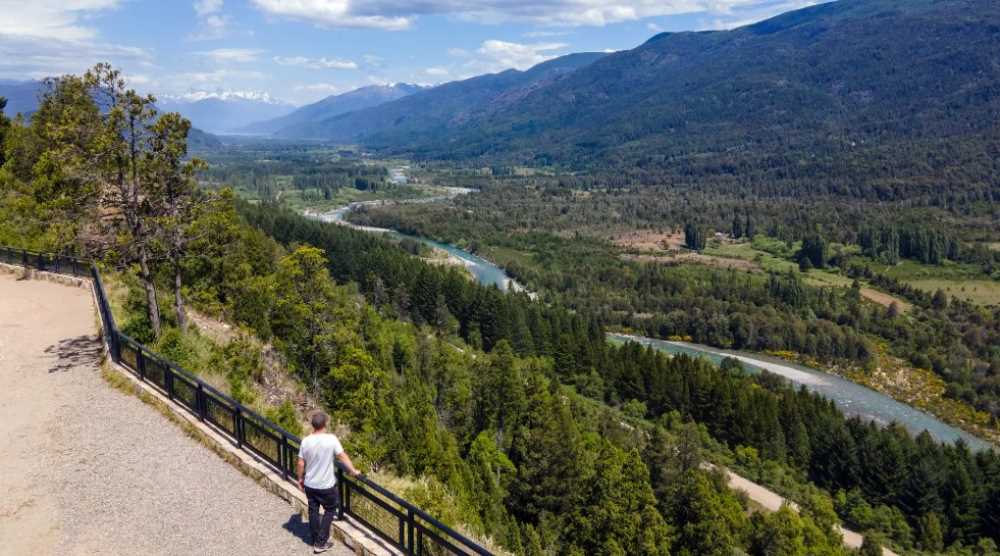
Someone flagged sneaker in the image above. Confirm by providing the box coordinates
[313,541,334,554]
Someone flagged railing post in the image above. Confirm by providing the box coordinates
[165,366,174,400]
[407,508,416,555]
[399,514,406,554]
[338,468,345,519]
[137,347,146,379]
[196,383,206,421]
[234,406,243,447]
[111,330,121,363]
[280,435,289,480]
[345,476,351,517]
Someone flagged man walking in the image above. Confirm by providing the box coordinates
[297,411,361,554]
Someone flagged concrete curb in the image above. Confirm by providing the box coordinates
[0,262,89,289]
[7,263,399,556]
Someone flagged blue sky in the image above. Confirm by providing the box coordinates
[0,0,820,105]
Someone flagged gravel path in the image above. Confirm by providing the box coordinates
[0,272,352,556]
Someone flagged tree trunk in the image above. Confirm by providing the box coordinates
[138,249,161,338]
[174,260,186,331]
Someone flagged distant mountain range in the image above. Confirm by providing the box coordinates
[5,0,998,188]
[0,79,45,117]
[274,52,606,141]
[240,83,425,136]
[158,91,294,134]
[0,80,223,151]
[264,0,1000,195]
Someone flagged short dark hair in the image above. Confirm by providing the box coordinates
[310,411,328,430]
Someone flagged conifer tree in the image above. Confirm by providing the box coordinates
[91,64,164,336]
[0,97,8,167]
[917,512,944,552]
[684,222,706,251]
[859,534,882,556]
[147,112,206,331]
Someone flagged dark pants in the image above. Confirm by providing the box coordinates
[305,485,341,546]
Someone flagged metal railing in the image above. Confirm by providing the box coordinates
[1,245,492,556]
[0,246,89,277]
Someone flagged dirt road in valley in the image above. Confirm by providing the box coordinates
[0,272,350,556]
[715,466,898,555]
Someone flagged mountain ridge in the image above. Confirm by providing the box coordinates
[274,52,608,141]
[240,83,424,136]
[276,0,1000,198]
[417,0,1000,180]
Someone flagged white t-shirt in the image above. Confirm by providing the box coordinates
[298,433,344,490]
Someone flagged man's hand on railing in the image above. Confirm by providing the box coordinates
[337,451,362,478]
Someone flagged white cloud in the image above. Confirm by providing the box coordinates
[700,0,820,29]
[523,30,572,38]
[175,69,267,84]
[194,0,223,17]
[432,39,572,80]
[362,54,385,67]
[0,34,152,82]
[273,56,358,70]
[125,73,152,86]
[191,0,231,40]
[476,40,568,71]
[250,0,411,30]
[0,0,121,41]
[205,15,229,29]
[249,1,793,29]
[0,1,160,89]
[647,22,664,32]
[199,48,264,63]
[295,83,341,93]
[288,82,348,104]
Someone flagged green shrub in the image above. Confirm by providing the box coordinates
[265,400,302,437]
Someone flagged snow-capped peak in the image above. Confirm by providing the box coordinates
[165,89,289,105]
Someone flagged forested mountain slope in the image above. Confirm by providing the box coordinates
[307,0,1000,200]
[276,52,606,141]
[241,84,424,135]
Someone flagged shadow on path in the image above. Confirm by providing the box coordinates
[45,334,103,373]
[282,513,313,546]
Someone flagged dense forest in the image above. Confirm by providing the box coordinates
[246,204,1000,554]
[198,144,392,203]
[5,67,1000,555]
[350,180,1000,423]
[356,176,998,268]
